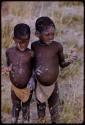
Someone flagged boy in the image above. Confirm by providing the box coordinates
[31,17,74,123]
[2,23,33,123]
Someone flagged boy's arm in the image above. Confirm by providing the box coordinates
[6,50,10,66]
[31,51,34,58]
[2,50,12,72]
[2,66,12,72]
[58,44,71,68]
[31,43,35,68]
[31,43,34,51]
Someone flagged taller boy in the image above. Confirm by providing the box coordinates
[31,17,72,123]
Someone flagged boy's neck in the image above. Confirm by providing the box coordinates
[39,40,53,45]
[39,40,45,44]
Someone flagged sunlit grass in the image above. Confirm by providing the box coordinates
[58,1,83,7]
[2,24,13,48]
[59,59,82,80]
[1,1,84,123]
[1,102,11,114]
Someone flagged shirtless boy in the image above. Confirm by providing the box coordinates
[3,23,33,123]
[31,17,73,123]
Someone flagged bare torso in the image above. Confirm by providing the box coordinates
[6,47,33,88]
[31,41,61,86]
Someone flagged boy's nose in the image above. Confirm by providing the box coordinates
[20,44,26,49]
[49,36,54,41]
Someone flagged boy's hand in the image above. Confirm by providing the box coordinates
[68,48,78,63]
[2,64,12,73]
[31,51,34,57]
[8,64,12,71]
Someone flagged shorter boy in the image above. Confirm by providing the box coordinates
[2,23,33,123]
[31,17,74,123]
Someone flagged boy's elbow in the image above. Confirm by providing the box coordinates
[60,64,66,68]
[60,61,71,68]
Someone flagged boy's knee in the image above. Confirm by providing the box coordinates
[49,103,60,123]
[37,100,46,118]
[22,104,30,122]
[12,101,21,117]
[15,101,21,110]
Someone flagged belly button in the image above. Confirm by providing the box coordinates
[11,71,15,77]
[12,73,15,78]
[45,68,48,71]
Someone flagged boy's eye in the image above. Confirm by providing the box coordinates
[43,33,49,36]
[26,40,29,42]
[44,33,54,36]
[45,33,49,36]
[18,40,22,43]
[17,40,29,44]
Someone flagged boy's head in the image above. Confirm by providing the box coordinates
[35,17,56,45]
[13,23,30,51]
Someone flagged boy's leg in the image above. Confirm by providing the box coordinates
[48,82,60,123]
[22,90,33,123]
[36,99,46,123]
[11,89,21,123]
[34,77,46,123]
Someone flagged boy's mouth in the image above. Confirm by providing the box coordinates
[19,48,26,51]
[45,40,53,45]
[17,43,26,51]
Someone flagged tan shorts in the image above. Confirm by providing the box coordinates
[11,84,31,103]
[35,80,55,103]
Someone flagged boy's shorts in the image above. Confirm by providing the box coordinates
[11,84,31,103]
[35,80,55,103]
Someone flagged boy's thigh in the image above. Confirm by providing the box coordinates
[11,89,21,104]
[48,82,60,122]
[48,82,59,108]
[22,90,33,107]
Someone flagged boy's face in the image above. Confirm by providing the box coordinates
[39,26,55,45]
[13,35,30,51]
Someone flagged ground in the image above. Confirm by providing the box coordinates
[1,1,84,124]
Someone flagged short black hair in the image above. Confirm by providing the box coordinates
[35,16,55,33]
[14,23,30,39]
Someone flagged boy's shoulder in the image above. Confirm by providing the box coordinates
[31,40,40,49]
[54,41,63,47]
[54,41,62,45]
[31,40,63,46]
[26,48,34,57]
[31,40,40,46]
[6,46,16,54]
[53,41,63,51]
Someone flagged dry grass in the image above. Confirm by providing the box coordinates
[1,1,84,123]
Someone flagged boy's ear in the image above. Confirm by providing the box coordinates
[13,36,17,44]
[35,31,40,37]
[13,36,16,41]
